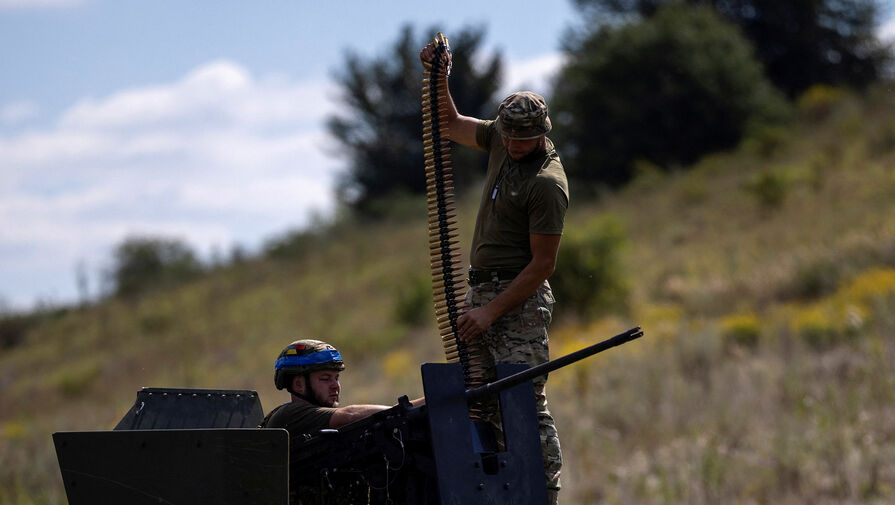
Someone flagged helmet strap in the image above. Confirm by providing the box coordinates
[291,373,321,406]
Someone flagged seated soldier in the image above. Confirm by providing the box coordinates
[259,339,424,436]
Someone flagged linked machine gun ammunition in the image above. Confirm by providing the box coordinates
[422,32,490,398]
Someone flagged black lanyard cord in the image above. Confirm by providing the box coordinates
[491,156,513,200]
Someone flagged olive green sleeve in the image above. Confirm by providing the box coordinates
[265,401,337,435]
[528,164,569,235]
[476,119,497,151]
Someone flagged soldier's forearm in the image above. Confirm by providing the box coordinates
[481,260,553,321]
[329,404,389,428]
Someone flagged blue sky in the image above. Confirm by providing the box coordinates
[0,0,576,309]
[1,1,893,310]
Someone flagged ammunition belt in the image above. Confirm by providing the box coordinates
[421,33,488,394]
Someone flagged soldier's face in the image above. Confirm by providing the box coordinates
[502,135,543,160]
[306,370,341,407]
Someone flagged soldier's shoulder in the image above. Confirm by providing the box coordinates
[536,157,567,186]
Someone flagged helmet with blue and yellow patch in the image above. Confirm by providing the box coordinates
[274,339,345,391]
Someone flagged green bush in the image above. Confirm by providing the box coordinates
[784,257,842,300]
[741,124,791,159]
[744,170,789,209]
[551,215,630,319]
[0,314,33,349]
[394,274,432,326]
[552,3,789,186]
[264,228,325,260]
[110,236,203,298]
[791,307,838,349]
[796,85,849,123]
[55,362,101,398]
[720,313,761,350]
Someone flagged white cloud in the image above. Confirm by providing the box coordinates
[0,100,39,124]
[0,59,340,309]
[57,60,328,132]
[880,17,895,43]
[500,52,566,99]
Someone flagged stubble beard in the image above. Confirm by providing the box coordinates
[315,390,339,408]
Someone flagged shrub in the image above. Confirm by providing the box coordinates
[54,362,101,398]
[796,85,849,123]
[551,215,630,319]
[741,124,791,159]
[788,302,865,349]
[841,268,895,304]
[785,257,842,300]
[720,313,761,349]
[110,236,203,297]
[0,314,33,349]
[790,307,837,349]
[264,228,324,260]
[744,170,789,209]
[394,274,431,326]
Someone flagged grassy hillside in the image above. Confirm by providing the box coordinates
[2,85,895,504]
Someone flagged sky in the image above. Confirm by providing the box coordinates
[1,1,894,311]
[0,0,575,310]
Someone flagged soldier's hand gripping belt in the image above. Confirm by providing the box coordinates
[421,33,488,397]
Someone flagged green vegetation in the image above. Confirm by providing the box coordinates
[552,214,630,319]
[328,24,501,212]
[574,0,890,98]
[2,86,895,504]
[552,3,789,186]
[326,1,890,200]
[110,236,204,297]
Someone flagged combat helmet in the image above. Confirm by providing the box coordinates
[495,91,552,140]
[274,339,345,391]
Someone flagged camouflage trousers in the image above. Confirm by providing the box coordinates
[466,278,562,505]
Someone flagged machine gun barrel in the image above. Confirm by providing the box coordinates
[465,326,644,401]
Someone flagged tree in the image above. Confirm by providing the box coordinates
[328,25,503,213]
[572,0,892,97]
[110,236,203,297]
[551,3,788,186]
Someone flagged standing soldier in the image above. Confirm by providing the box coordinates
[421,42,569,505]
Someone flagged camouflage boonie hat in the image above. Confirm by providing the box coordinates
[495,91,552,140]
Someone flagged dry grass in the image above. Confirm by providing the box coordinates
[2,85,895,504]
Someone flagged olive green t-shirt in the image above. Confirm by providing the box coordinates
[262,400,336,437]
[470,120,569,270]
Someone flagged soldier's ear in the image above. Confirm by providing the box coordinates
[291,376,305,395]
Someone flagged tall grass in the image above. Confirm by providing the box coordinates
[1,84,895,504]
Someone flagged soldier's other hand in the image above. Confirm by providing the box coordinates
[457,307,495,342]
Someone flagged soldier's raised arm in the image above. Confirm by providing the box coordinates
[419,40,481,150]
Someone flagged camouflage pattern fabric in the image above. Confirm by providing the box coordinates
[495,91,552,140]
[466,278,562,505]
